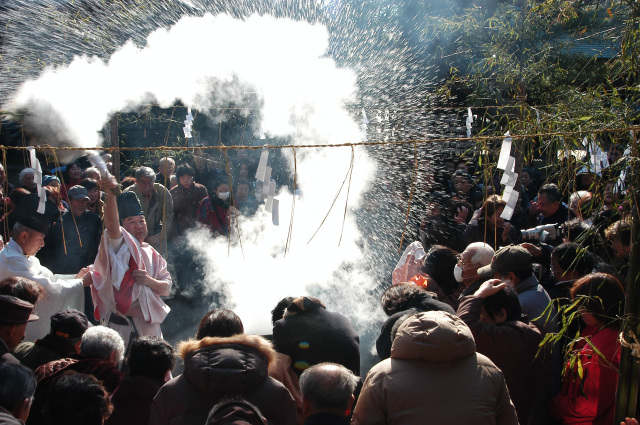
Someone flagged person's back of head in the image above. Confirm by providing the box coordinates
[126,336,176,382]
[605,219,632,251]
[206,398,267,425]
[552,242,595,277]
[421,245,459,295]
[0,363,36,423]
[196,309,244,340]
[482,287,524,323]
[271,297,296,325]
[0,276,46,305]
[299,362,359,418]
[571,272,625,328]
[43,371,112,425]
[80,326,125,365]
[561,219,604,248]
[120,176,136,190]
[380,284,453,316]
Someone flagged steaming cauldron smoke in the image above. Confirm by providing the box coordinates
[7,13,385,367]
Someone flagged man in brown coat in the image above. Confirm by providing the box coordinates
[352,311,518,425]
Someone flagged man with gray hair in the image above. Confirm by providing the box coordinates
[29,326,125,425]
[299,363,358,425]
[18,168,37,192]
[125,166,173,256]
[455,242,495,298]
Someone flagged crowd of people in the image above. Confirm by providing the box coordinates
[0,142,637,425]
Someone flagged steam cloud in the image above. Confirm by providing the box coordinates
[8,14,385,356]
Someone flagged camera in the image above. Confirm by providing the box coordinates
[520,224,563,243]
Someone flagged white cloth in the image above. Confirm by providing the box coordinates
[89,227,171,344]
[0,239,84,342]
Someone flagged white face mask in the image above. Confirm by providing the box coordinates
[218,191,230,201]
[453,264,464,283]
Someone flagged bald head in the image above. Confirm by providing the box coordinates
[459,242,495,287]
[299,363,358,417]
[466,242,495,267]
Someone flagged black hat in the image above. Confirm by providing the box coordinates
[17,215,50,235]
[117,191,144,220]
[0,295,38,324]
[50,309,90,339]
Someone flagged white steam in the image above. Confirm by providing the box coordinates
[9,13,384,343]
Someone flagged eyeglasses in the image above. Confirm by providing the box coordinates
[456,254,466,267]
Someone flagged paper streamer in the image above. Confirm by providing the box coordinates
[183,107,193,139]
[506,187,519,208]
[28,147,46,214]
[500,187,519,220]
[497,132,512,170]
[501,185,513,202]
[600,151,609,169]
[264,179,276,209]
[500,156,516,185]
[615,169,627,194]
[500,205,515,220]
[266,195,273,213]
[272,199,279,225]
[37,187,47,214]
[262,169,272,196]
[255,147,269,181]
[466,107,474,138]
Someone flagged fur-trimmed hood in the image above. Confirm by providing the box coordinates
[178,334,276,394]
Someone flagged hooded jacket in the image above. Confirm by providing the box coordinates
[352,311,518,425]
[148,334,298,425]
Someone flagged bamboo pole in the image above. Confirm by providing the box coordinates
[615,141,640,423]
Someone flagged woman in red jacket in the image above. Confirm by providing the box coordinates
[550,272,625,425]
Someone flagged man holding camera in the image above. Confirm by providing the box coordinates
[528,183,572,227]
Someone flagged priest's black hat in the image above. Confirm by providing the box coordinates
[117,191,143,220]
[17,215,50,235]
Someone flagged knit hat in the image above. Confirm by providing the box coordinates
[477,245,532,278]
[42,175,60,186]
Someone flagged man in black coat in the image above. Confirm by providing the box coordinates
[39,185,102,275]
[13,309,89,371]
[272,297,360,377]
